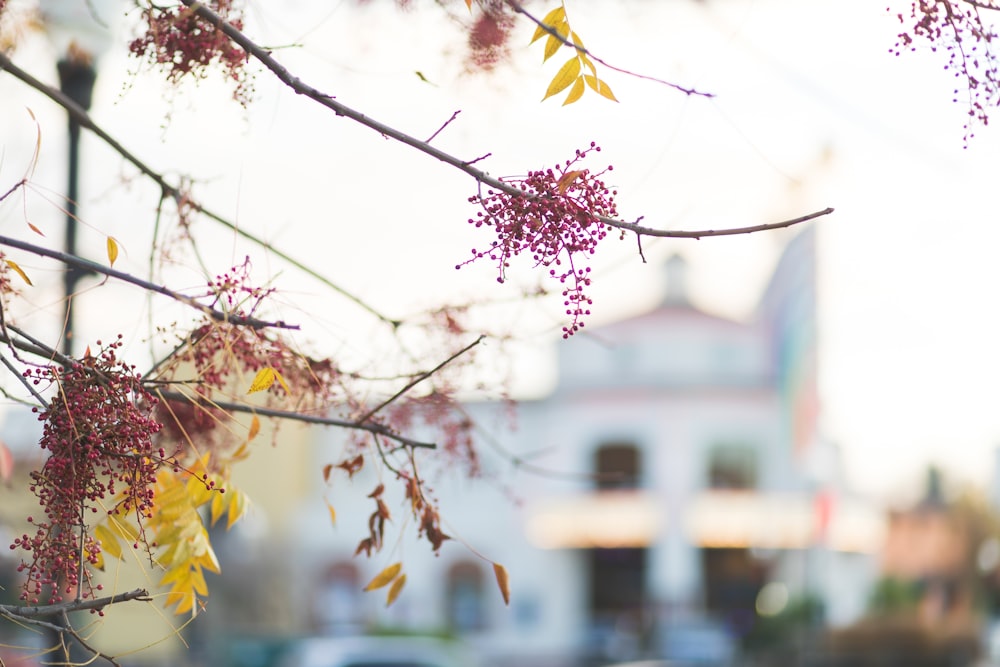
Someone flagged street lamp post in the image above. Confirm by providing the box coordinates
[56,54,97,356]
[39,0,117,356]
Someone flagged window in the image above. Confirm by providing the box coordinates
[707,444,757,490]
[594,442,640,490]
[446,561,485,632]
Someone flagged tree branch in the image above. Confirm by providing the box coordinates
[0,234,296,331]
[0,588,150,619]
[180,0,833,239]
[0,52,401,330]
[154,389,438,450]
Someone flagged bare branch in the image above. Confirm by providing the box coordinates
[0,234,296,331]
[154,389,438,450]
[179,1,831,239]
[357,334,485,423]
[0,588,150,619]
[0,52,401,330]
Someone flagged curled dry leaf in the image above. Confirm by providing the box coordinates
[493,562,510,605]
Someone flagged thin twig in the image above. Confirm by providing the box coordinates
[505,0,715,98]
[357,335,485,423]
[154,389,438,449]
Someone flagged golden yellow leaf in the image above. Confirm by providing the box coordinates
[543,57,582,101]
[159,565,190,587]
[584,75,619,102]
[190,566,208,596]
[531,6,567,43]
[248,414,261,441]
[210,488,226,526]
[95,524,123,561]
[364,562,402,591]
[247,367,275,393]
[108,515,139,543]
[563,77,586,106]
[543,22,570,62]
[326,498,337,525]
[386,573,406,607]
[6,260,32,286]
[273,368,291,394]
[570,30,586,53]
[106,236,119,266]
[493,562,510,605]
[226,489,247,529]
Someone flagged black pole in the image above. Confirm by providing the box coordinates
[56,58,97,358]
[46,56,99,665]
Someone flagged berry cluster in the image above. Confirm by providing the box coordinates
[459,144,620,337]
[12,337,163,603]
[892,1,1000,141]
[130,0,252,104]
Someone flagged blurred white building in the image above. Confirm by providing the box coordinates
[294,225,883,665]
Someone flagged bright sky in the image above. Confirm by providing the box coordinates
[2,0,1000,503]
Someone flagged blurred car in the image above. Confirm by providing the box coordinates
[277,635,474,667]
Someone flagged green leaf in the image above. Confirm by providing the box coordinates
[543,58,582,101]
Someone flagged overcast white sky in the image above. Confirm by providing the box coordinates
[2,0,1000,503]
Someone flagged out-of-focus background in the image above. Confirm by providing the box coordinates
[3,0,1000,665]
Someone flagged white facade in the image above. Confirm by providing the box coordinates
[294,228,881,665]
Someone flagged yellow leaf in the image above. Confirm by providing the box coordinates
[210,488,226,526]
[493,562,510,605]
[247,415,261,441]
[159,565,191,587]
[197,545,221,574]
[543,22,570,62]
[170,590,195,615]
[563,77,586,106]
[570,30,586,52]
[226,489,247,529]
[386,573,406,607]
[584,75,619,102]
[543,57,582,101]
[190,566,208,596]
[531,6,566,43]
[364,562,402,591]
[6,260,32,286]
[326,498,337,525]
[95,524,122,561]
[106,236,119,266]
[273,368,291,394]
[108,515,139,543]
[247,367,275,393]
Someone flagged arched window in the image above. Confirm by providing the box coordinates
[446,561,485,632]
